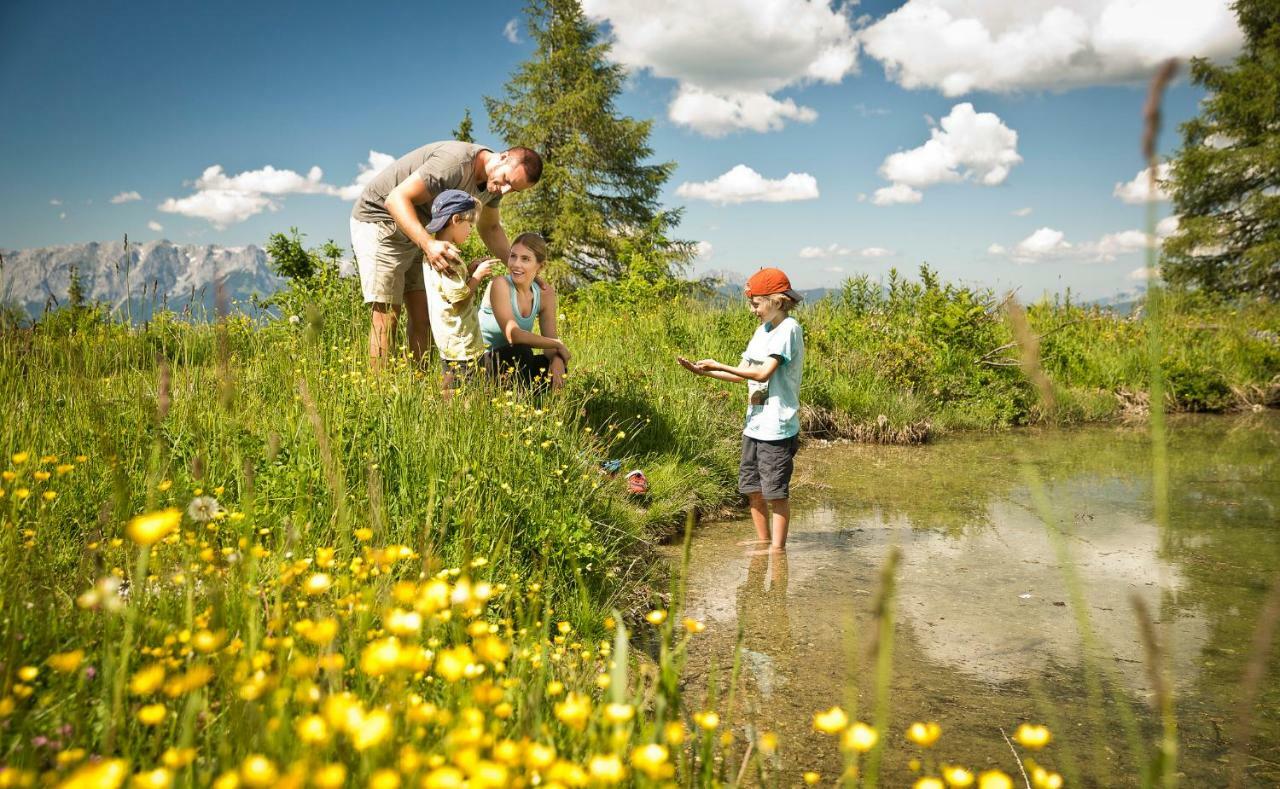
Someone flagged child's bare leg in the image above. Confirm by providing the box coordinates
[741,492,770,544]
[768,497,790,550]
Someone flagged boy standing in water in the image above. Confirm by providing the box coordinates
[678,267,805,553]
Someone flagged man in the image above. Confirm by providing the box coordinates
[349,141,543,367]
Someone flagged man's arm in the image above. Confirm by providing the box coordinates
[385,174,460,272]
[476,203,511,262]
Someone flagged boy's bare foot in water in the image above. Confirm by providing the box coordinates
[746,545,786,556]
[736,539,770,547]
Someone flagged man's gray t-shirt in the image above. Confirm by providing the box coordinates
[351,141,503,226]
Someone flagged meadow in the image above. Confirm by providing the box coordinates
[1,266,1276,787]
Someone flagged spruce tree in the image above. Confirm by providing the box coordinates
[1164,0,1280,298]
[453,108,476,144]
[484,0,690,284]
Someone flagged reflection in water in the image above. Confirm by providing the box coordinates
[674,414,1280,786]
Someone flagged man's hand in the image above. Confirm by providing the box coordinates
[423,238,462,272]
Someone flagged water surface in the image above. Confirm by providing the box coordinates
[674,414,1280,786]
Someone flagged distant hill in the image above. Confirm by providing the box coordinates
[0,240,287,320]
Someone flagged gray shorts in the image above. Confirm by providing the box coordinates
[738,434,799,501]
[350,217,425,305]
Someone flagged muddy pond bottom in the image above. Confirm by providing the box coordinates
[668,413,1280,787]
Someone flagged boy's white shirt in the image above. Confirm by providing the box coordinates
[741,316,804,441]
[425,261,485,361]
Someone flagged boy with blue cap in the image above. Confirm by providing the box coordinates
[422,189,496,393]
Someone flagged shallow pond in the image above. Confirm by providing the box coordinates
[671,413,1280,787]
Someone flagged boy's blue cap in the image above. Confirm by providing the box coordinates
[426,189,477,234]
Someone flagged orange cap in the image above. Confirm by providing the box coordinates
[745,267,803,302]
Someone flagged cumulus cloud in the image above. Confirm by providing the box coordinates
[987,243,1007,255]
[861,247,893,257]
[1114,162,1172,204]
[110,191,142,204]
[992,220,1179,263]
[503,19,521,44]
[582,0,858,135]
[1015,227,1072,259]
[800,243,851,258]
[159,152,395,228]
[1129,266,1160,281]
[860,0,1243,97]
[695,240,714,259]
[148,220,164,232]
[872,184,924,206]
[874,103,1021,205]
[1156,215,1179,237]
[1012,207,1032,217]
[676,165,819,205]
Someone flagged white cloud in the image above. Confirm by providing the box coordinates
[1156,215,1179,237]
[582,0,858,135]
[49,198,62,206]
[1012,207,1032,217]
[861,247,893,258]
[110,191,142,204]
[158,151,395,228]
[872,183,924,205]
[148,220,164,233]
[668,86,817,137]
[676,164,819,205]
[59,212,67,220]
[694,240,714,259]
[159,190,277,229]
[1014,227,1072,259]
[1093,229,1153,260]
[1114,162,1172,204]
[799,243,851,259]
[503,18,521,44]
[1130,266,1160,281]
[860,0,1243,97]
[987,243,1007,255]
[337,150,396,201]
[873,103,1021,206]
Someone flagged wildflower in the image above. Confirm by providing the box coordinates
[906,722,942,748]
[645,610,667,625]
[58,759,127,789]
[943,766,975,788]
[422,767,464,789]
[311,765,346,789]
[130,768,173,789]
[192,630,227,654]
[239,755,277,788]
[127,508,181,547]
[137,704,168,725]
[693,710,720,730]
[813,706,849,734]
[160,749,196,769]
[977,771,1013,789]
[351,709,391,750]
[157,479,172,492]
[664,721,687,745]
[1013,723,1052,750]
[34,471,51,481]
[14,488,29,500]
[360,638,403,677]
[630,744,671,779]
[354,527,373,542]
[683,617,706,633]
[56,463,74,475]
[803,772,821,785]
[545,680,565,697]
[385,608,423,635]
[187,496,224,523]
[1030,767,1063,789]
[915,779,945,789]
[43,491,57,501]
[525,743,557,769]
[476,635,511,664]
[12,452,29,465]
[842,722,879,753]
[605,703,635,723]
[554,692,591,730]
[303,573,332,596]
[588,754,626,784]
[130,664,166,695]
[557,620,572,635]
[163,665,214,697]
[299,617,339,645]
[434,645,474,682]
[16,666,38,682]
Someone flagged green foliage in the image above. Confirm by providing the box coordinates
[1164,0,1280,298]
[485,0,691,285]
[265,227,319,281]
[452,107,475,143]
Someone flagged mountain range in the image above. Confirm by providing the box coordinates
[0,240,285,320]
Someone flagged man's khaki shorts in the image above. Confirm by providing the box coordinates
[350,217,425,305]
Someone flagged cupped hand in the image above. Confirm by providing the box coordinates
[677,356,704,374]
[424,239,462,272]
[555,340,573,363]
[472,258,497,280]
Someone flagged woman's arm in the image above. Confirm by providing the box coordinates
[491,277,570,358]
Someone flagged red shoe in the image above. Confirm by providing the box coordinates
[625,470,649,495]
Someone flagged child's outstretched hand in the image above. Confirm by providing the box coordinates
[471,258,498,280]
[677,356,704,375]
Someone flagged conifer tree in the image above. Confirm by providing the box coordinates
[453,108,476,144]
[485,0,690,284]
[1164,0,1280,298]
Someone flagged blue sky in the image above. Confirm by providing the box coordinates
[0,0,1244,299]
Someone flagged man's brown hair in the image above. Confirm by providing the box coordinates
[506,146,544,185]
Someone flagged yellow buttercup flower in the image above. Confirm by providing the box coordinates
[554,692,591,730]
[130,768,173,789]
[758,731,778,755]
[803,772,821,785]
[350,709,391,750]
[11,452,29,465]
[915,778,945,789]
[422,767,464,789]
[813,705,849,734]
[693,710,720,730]
[434,645,474,682]
[943,765,975,788]
[239,755,277,788]
[683,617,706,633]
[137,703,168,726]
[1013,723,1052,750]
[587,754,625,784]
[130,664,166,695]
[977,770,1013,789]
[311,764,346,789]
[630,744,671,779]
[906,721,942,747]
[126,508,181,547]
[360,637,403,676]
[303,573,332,596]
[57,759,127,789]
[1030,767,1063,789]
[16,666,38,682]
[842,722,879,753]
[645,610,667,625]
[295,715,329,744]
[605,703,635,723]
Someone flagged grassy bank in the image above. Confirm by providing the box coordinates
[0,267,1276,785]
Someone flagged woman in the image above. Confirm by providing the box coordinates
[479,232,570,390]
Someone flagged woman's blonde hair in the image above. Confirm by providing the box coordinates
[511,232,548,263]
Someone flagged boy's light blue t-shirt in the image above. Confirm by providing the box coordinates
[741,316,804,441]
